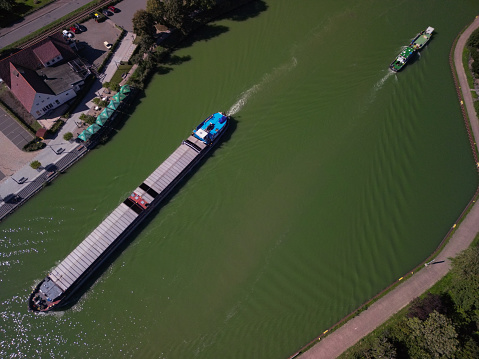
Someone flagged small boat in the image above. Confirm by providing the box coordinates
[411,26,434,50]
[389,46,415,72]
[28,112,230,312]
[192,112,228,145]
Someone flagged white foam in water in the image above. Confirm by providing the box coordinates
[367,70,395,105]
[374,70,394,93]
[227,57,298,116]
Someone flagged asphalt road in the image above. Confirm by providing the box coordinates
[0,0,95,49]
[0,0,148,48]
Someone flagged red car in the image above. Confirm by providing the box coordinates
[69,26,78,34]
[108,6,118,13]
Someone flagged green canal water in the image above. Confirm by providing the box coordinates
[1,0,478,357]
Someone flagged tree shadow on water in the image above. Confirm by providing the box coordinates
[161,53,192,66]
[219,0,268,22]
[175,23,229,49]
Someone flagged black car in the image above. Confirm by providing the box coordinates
[102,9,113,16]
[74,23,86,32]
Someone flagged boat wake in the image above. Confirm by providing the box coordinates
[227,57,298,116]
[374,70,395,93]
[366,70,396,105]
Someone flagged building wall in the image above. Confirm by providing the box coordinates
[31,89,76,119]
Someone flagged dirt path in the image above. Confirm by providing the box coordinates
[298,17,479,359]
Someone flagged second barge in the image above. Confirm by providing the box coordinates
[28,112,229,312]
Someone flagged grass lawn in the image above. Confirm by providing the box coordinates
[110,64,133,86]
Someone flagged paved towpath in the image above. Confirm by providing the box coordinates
[299,16,479,359]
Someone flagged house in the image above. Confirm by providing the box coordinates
[0,33,90,119]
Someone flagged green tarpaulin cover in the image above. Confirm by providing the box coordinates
[107,99,120,110]
[78,130,92,141]
[120,84,131,94]
[87,123,101,134]
[96,116,107,126]
[102,107,114,117]
[112,92,126,101]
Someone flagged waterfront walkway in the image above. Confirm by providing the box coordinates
[298,16,479,359]
[0,30,137,221]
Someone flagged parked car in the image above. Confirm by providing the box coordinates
[69,26,78,34]
[108,6,118,13]
[62,30,74,38]
[90,12,101,22]
[74,23,86,32]
[104,41,112,50]
[102,9,113,16]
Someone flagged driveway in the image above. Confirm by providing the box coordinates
[104,0,148,32]
[74,19,122,67]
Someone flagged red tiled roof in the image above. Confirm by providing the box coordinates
[36,128,48,138]
[33,41,61,65]
[10,63,47,112]
[0,33,76,88]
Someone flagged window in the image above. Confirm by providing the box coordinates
[55,100,60,104]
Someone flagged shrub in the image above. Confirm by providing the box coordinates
[92,97,108,107]
[467,28,479,48]
[23,140,45,152]
[49,119,65,134]
[472,60,479,77]
[30,160,42,170]
[79,113,96,125]
[63,132,73,141]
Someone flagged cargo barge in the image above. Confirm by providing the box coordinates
[389,26,434,72]
[28,112,229,312]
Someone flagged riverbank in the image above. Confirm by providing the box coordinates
[296,16,479,359]
[0,0,257,223]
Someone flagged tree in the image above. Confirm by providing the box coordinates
[467,28,479,48]
[30,160,42,170]
[369,336,397,359]
[146,0,163,21]
[132,9,156,38]
[0,0,15,11]
[79,113,96,125]
[63,132,73,141]
[146,0,215,34]
[406,311,458,359]
[449,246,479,313]
[456,337,479,359]
[407,293,447,320]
